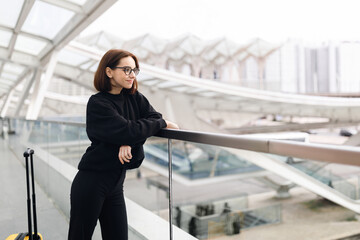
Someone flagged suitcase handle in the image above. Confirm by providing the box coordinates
[24,148,40,240]
[23,148,34,157]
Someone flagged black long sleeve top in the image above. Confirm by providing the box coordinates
[78,91,167,171]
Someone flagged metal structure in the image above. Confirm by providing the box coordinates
[51,42,360,133]
[2,39,360,133]
[1,1,360,133]
[0,0,117,119]
[77,31,281,81]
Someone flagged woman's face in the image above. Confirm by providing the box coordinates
[107,56,136,93]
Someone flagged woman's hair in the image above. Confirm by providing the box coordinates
[94,49,139,94]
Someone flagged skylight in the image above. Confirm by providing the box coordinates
[0,29,12,48]
[21,0,75,40]
[14,34,48,55]
[0,0,24,28]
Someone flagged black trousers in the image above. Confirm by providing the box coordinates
[68,169,127,240]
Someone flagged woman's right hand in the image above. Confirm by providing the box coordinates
[165,120,179,129]
[118,145,132,164]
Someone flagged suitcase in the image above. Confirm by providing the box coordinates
[6,148,43,240]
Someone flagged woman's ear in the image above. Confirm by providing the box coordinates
[105,67,112,78]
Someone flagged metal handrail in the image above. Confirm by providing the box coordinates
[7,118,360,166]
[156,128,360,167]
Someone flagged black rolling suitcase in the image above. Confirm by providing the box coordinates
[6,148,43,240]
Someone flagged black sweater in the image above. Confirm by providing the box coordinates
[78,91,167,171]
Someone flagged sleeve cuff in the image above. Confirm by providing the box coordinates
[160,119,167,129]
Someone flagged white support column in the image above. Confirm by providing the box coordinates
[328,42,337,93]
[237,60,246,86]
[257,57,265,90]
[26,51,59,120]
[26,70,43,120]
[0,89,15,118]
[14,69,38,117]
[191,57,202,77]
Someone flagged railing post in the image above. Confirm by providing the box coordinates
[168,139,173,240]
[7,118,15,134]
[0,117,3,138]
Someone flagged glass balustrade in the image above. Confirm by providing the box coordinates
[4,118,360,240]
[144,140,262,180]
[266,153,359,200]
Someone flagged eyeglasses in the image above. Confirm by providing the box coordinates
[113,66,140,76]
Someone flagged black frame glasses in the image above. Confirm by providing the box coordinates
[113,66,140,76]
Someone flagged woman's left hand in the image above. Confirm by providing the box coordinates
[165,120,179,129]
[118,145,132,164]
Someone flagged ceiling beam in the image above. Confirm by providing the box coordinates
[66,41,103,60]
[44,91,88,105]
[26,50,58,119]
[0,85,10,92]
[7,0,36,58]
[0,79,15,86]
[40,0,117,66]
[14,69,35,116]
[0,25,52,45]
[40,0,83,13]
[0,88,15,117]
[11,51,40,67]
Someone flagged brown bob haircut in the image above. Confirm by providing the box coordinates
[94,49,139,94]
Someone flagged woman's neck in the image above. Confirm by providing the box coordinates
[108,87,122,95]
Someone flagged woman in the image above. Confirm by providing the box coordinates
[68,49,179,239]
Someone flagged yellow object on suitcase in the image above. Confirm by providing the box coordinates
[6,149,44,240]
[6,233,43,240]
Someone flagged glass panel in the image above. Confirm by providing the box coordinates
[0,0,24,28]
[45,122,88,168]
[273,154,360,200]
[0,88,10,95]
[14,34,48,55]
[89,62,99,72]
[6,120,85,236]
[167,140,281,239]
[0,29,12,47]
[58,49,90,66]
[124,136,172,236]
[3,62,26,74]
[0,72,18,81]
[79,60,96,70]
[21,1,75,40]
[144,140,261,180]
[0,79,13,86]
